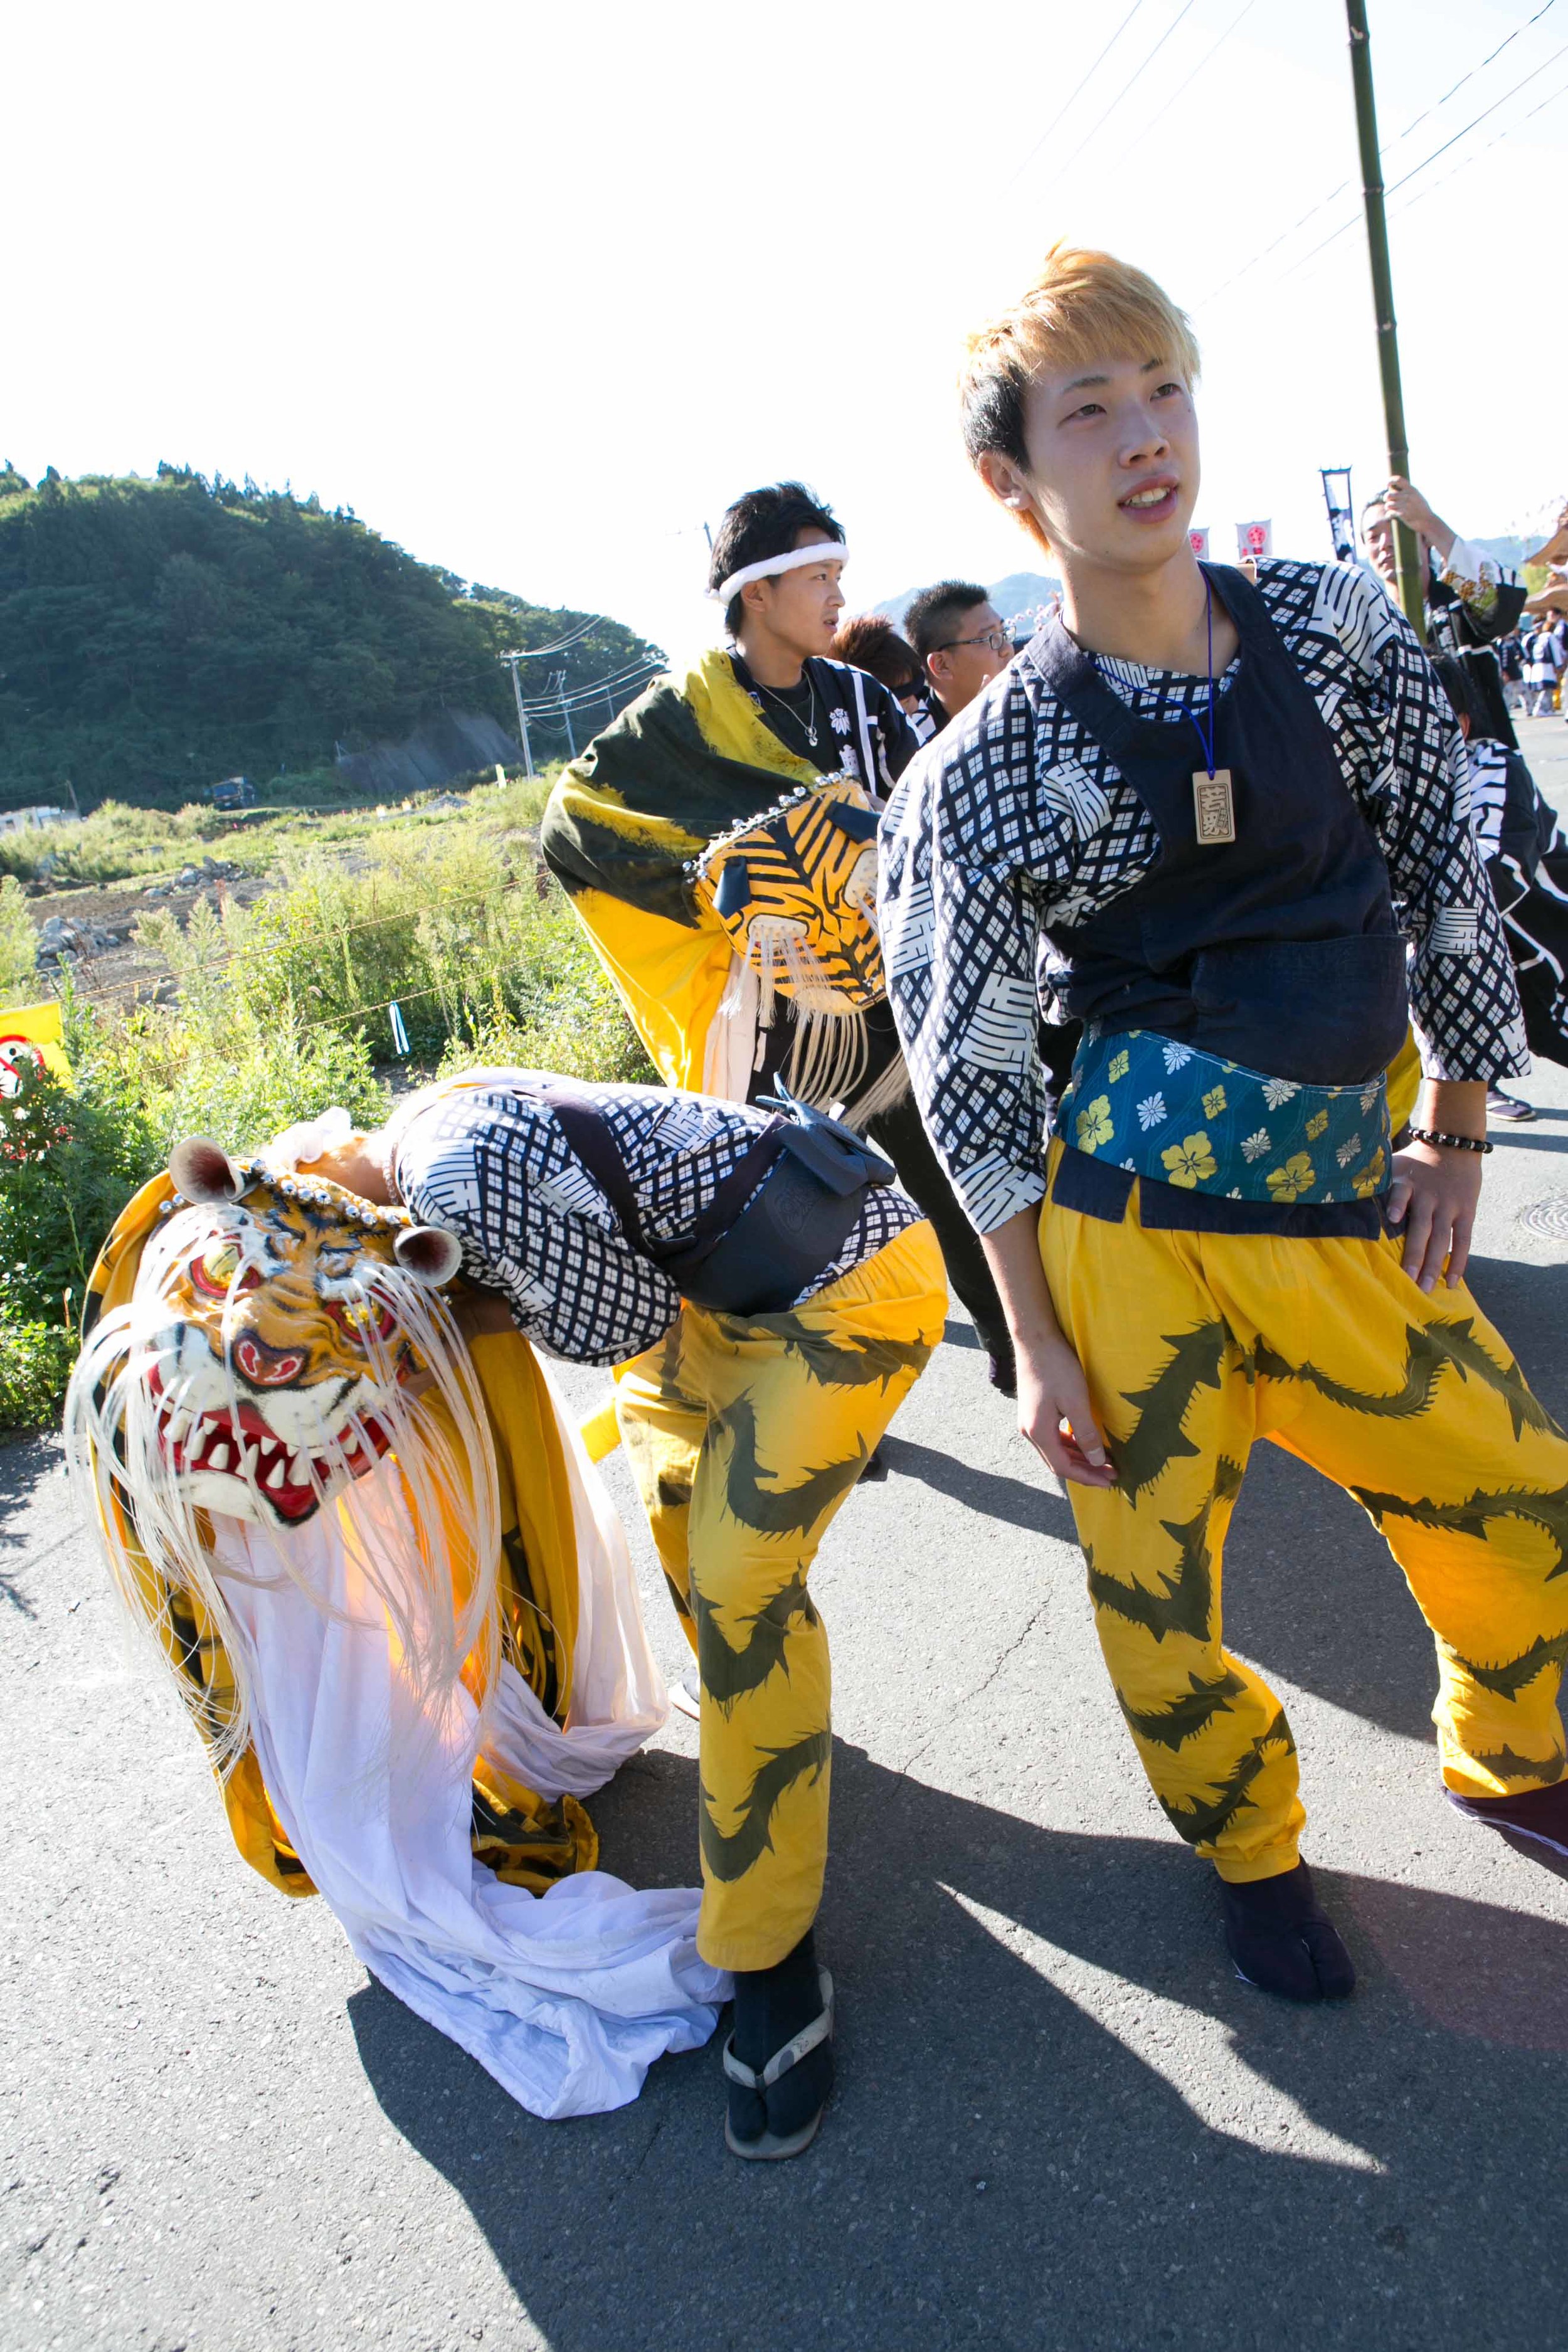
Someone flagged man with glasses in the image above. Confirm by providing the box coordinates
[905,580,1015,726]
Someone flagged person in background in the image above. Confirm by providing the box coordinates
[906,580,1083,1099]
[904,580,1014,726]
[1497,628,1526,716]
[1433,649,1568,1104]
[830,612,934,741]
[1363,479,1527,747]
[541,482,1016,1398]
[1525,619,1564,718]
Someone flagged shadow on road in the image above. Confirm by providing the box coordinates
[0,1433,54,1616]
[349,1737,1568,2351]
[877,1434,1078,1540]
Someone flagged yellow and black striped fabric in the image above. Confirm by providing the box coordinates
[1041,1136,1568,1882]
[614,1219,946,1970]
[692,777,886,1012]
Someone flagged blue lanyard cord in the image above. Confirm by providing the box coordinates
[1186,573,1217,780]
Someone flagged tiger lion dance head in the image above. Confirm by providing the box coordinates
[65,1135,494,1772]
[75,1136,465,1530]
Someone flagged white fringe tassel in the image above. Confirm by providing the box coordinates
[63,1200,502,1789]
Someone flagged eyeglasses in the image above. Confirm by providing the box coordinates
[934,628,1011,658]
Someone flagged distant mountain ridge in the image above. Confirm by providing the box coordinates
[876,570,1063,633]
[0,465,662,811]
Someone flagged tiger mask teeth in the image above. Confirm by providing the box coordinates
[120,1174,462,1527]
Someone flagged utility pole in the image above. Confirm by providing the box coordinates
[549,669,576,758]
[501,652,536,778]
[1345,0,1425,641]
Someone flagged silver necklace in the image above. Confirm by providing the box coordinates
[753,665,820,749]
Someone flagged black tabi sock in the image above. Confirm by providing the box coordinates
[1221,1860,1356,2003]
[728,1928,833,2146]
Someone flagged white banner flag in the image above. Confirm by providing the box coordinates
[1237,519,1272,560]
[1189,526,1210,559]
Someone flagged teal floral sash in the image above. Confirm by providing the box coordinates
[1054,1029,1391,1205]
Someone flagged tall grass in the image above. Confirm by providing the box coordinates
[0,769,558,888]
[0,780,650,1434]
[147,811,650,1079]
[0,875,38,1004]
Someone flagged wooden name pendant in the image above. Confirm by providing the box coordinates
[1193,767,1236,845]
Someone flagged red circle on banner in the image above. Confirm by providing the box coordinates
[0,1037,48,1098]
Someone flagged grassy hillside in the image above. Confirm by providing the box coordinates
[0,464,661,811]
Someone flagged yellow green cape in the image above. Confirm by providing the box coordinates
[540,649,820,1088]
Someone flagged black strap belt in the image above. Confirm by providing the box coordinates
[535,1085,896,1318]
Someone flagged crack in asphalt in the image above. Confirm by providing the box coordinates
[899,1595,1051,1779]
[622,2111,668,2190]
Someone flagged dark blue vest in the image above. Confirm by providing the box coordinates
[1025,564,1409,1089]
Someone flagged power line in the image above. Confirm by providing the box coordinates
[1391,0,1557,146]
[1195,2,1565,308]
[1267,33,1568,290]
[514,659,662,717]
[498,617,600,662]
[1037,0,1204,192]
[1004,0,1152,191]
[517,653,661,699]
[1390,69,1568,220]
[1134,0,1260,144]
[1384,31,1568,194]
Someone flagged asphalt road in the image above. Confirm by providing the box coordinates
[8,714,1568,2352]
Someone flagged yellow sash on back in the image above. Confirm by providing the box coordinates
[551,650,820,1088]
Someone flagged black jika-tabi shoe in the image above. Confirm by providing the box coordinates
[1447,1777,1568,1858]
[723,1932,835,2162]
[1220,1860,1356,2002]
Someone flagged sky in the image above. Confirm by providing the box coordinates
[6,0,1567,669]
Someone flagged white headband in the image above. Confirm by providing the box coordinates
[708,542,851,605]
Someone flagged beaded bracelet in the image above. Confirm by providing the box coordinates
[1406,1126,1493,1155]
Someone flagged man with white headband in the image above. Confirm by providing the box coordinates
[542,481,1016,1396]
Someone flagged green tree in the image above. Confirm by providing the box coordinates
[0,470,663,809]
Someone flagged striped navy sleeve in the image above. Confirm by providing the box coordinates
[879,679,1070,1235]
[1306,563,1527,1083]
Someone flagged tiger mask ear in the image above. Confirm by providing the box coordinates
[168,1136,245,1204]
[393,1225,464,1288]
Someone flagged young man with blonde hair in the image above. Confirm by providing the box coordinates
[881,245,1568,1998]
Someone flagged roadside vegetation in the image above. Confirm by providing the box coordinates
[0,773,653,1433]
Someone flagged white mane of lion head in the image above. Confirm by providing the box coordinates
[65,1136,499,1773]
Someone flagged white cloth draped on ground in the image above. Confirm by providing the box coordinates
[207,1380,728,2120]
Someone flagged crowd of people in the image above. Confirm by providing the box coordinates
[71,244,1568,2165]
[1507,610,1568,718]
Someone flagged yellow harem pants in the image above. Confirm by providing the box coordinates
[1040,1148,1568,1883]
[613,1220,948,1969]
